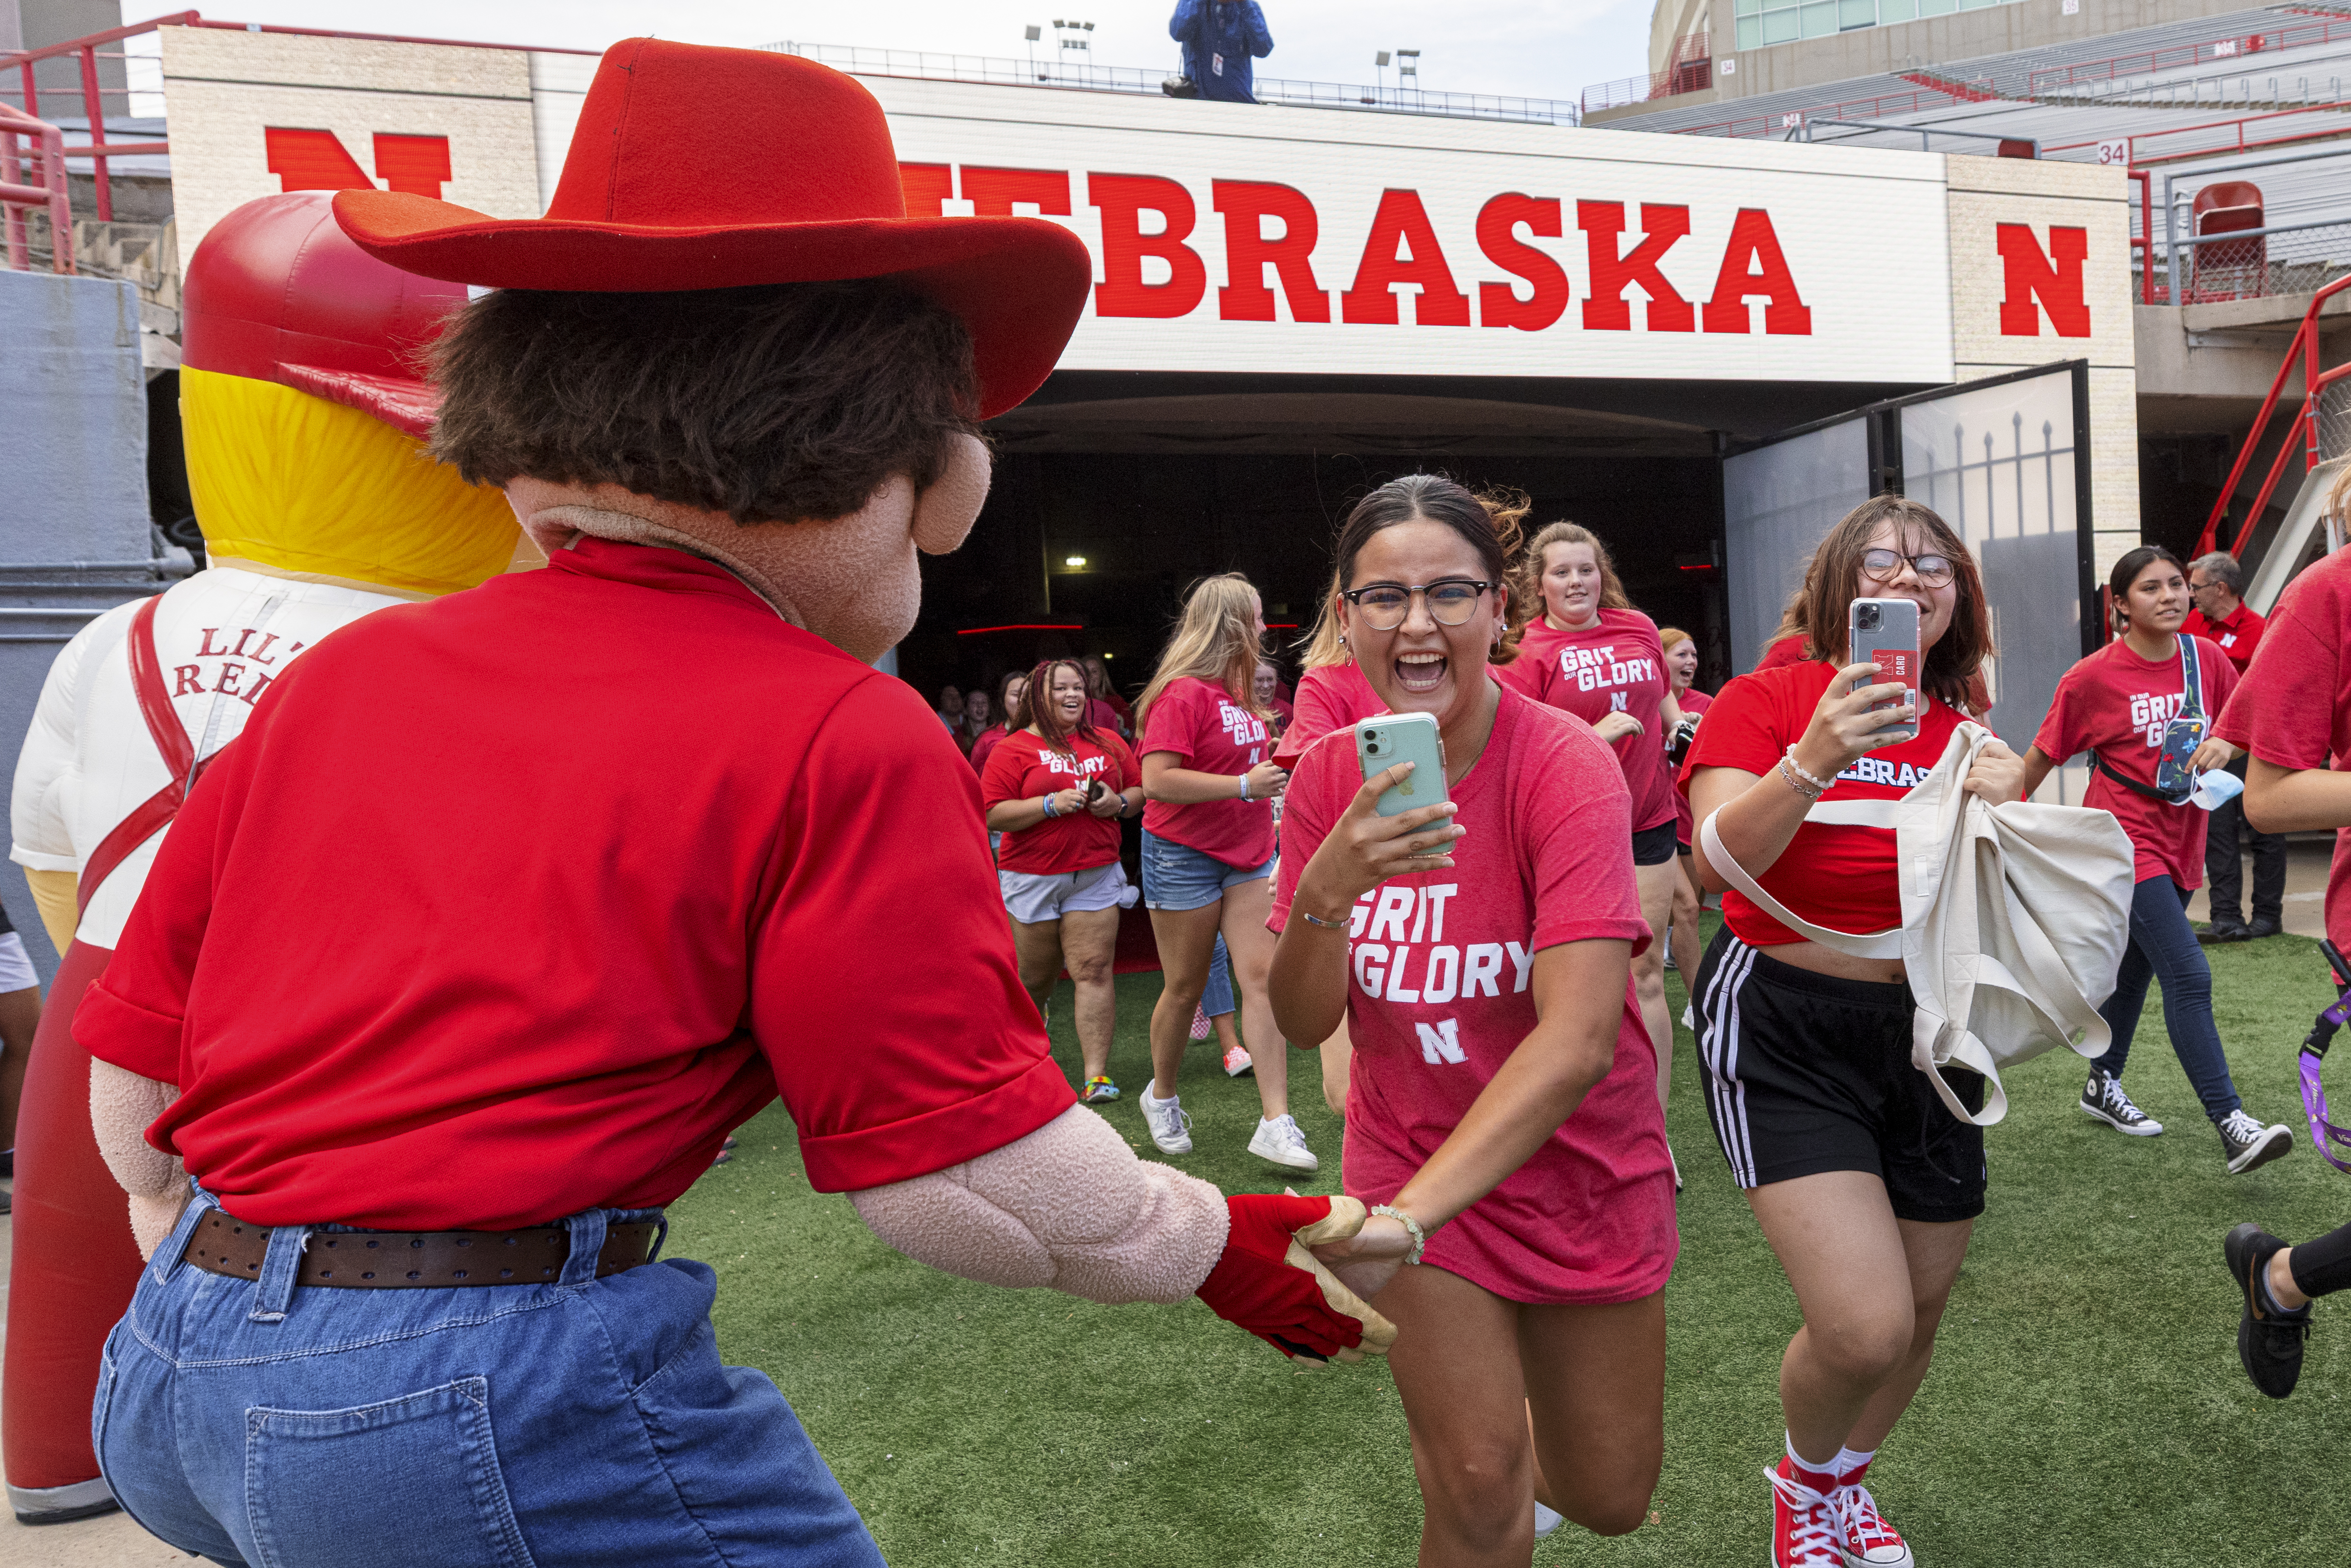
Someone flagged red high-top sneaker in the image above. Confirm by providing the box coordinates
[1831,1460,1915,1568]
[1766,1455,1844,1568]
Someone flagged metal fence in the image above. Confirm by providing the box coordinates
[2137,215,2351,304]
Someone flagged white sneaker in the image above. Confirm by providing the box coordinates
[1140,1087,1193,1155]
[1534,1501,1565,1539]
[1248,1113,1319,1172]
[1682,1003,1696,1032]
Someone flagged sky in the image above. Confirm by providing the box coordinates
[153,0,1660,108]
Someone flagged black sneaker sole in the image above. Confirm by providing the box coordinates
[2077,1099,2164,1136]
[2224,1223,2309,1398]
[2226,1123,2294,1174]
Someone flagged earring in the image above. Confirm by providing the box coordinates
[1337,634,1346,645]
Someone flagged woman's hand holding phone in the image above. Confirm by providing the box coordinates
[1795,662,1917,780]
[1293,762,1463,922]
[1085,780,1126,818]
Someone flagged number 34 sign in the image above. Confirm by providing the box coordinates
[2096,139,2132,168]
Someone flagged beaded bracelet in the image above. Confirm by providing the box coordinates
[1372,1204,1427,1265]
[1782,745,1834,793]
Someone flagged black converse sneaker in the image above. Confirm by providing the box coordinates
[2218,1110,2294,1174]
[2224,1223,2311,1398]
[2078,1070,2163,1136]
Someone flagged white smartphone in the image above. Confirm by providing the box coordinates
[1356,713,1452,824]
[1848,596,1921,746]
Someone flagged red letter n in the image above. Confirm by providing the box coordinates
[372,134,450,198]
[1214,180,1329,323]
[1089,174,1207,320]
[1579,202,1694,332]
[1996,224,2091,338]
[1340,189,1471,327]
[1702,209,1813,335]
[264,127,373,192]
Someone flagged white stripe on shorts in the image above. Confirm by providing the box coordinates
[1697,938,1760,1187]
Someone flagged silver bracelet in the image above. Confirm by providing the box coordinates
[1297,907,1349,930]
[1238,771,1251,802]
[1782,745,1833,793]
[1371,1204,1427,1265]
[1776,756,1825,800]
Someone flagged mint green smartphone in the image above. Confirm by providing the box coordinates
[1356,712,1452,824]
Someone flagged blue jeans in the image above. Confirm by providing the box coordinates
[2093,875,2243,1123]
[96,1191,882,1568]
[1140,827,1272,913]
[1202,933,1235,1020]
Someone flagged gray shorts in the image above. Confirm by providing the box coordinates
[998,860,1136,925]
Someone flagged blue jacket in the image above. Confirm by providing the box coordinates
[1169,0,1272,103]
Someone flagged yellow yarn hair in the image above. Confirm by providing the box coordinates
[180,366,519,597]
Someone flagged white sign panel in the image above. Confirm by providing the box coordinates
[860,80,1956,384]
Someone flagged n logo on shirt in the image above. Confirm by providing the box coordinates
[1416,1019,1466,1064]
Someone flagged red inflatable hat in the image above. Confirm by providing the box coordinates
[180,190,468,439]
[332,38,1092,421]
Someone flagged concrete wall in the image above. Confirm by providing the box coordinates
[0,268,170,980]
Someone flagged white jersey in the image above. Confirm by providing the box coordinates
[10,566,412,949]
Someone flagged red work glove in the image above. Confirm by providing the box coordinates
[1195,1193,1399,1366]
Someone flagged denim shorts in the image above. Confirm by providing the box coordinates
[1140,828,1274,913]
[998,860,1135,925]
[95,1190,882,1568]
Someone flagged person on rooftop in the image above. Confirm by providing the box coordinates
[1169,0,1273,104]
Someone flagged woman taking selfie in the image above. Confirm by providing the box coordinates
[1135,573,1317,1172]
[980,659,1143,1105]
[2019,545,2293,1173]
[1658,626,1712,986]
[1683,496,2018,1568]
[1273,475,1674,1564]
[1504,522,1684,1112]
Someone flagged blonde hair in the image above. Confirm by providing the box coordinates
[1656,625,1695,653]
[1137,573,1265,729]
[1522,521,1632,623]
[1296,565,1349,668]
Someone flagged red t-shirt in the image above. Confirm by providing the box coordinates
[1671,686,1714,844]
[980,728,1138,875]
[2182,601,2267,673]
[968,723,1013,774]
[73,538,1074,1228]
[1138,675,1277,868]
[2033,634,2239,887]
[1275,661,1384,769]
[2216,548,2351,953]
[1271,686,1673,1305]
[1754,634,1809,672]
[1502,610,1677,833]
[1680,660,1968,946]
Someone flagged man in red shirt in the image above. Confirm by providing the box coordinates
[2186,551,2284,940]
[73,40,1389,1566]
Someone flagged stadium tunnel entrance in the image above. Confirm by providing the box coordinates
[900,369,1936,708]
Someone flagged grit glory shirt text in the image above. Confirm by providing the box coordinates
[1343,880,1537,1064]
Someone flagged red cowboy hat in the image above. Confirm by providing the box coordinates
[332,39,1090,420]
[183,190,464,438]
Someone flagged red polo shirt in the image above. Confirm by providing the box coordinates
[2182,600,2266,672]
[75,537,1074,1228]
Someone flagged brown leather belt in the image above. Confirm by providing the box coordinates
[179,1210,661,1289]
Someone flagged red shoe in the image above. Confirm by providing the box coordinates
[1832,1461,1914,1568]
[1766,1456,1845,1568]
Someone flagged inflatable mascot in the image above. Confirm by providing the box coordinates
[70,39,1395,1565]
[2,191,524,1523]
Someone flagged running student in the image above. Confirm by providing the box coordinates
[1135,573,1316,1172]
[981,659,1144,1105]
[1683,495,2021,1568]
[2211,483,2351,1397]
[2019,544,2294,1174]
[1279,560,1414,1117]
[1658,626,1713,989]
[1503,521,1685,1120]
[1273,475,1674,1560]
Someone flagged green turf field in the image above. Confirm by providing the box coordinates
[680,923,2348,1565]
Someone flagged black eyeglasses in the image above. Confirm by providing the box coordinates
[1859,548,1955,588]
[1341,579,1497,631]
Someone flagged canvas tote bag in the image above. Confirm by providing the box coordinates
[1699,721,2136,1126]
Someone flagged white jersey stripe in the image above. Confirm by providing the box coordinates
[1698,938,1760,1186]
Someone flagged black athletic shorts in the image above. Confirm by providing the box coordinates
[1632,821,1678,867]
[1691,928,1987,1224]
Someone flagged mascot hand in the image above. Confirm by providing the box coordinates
[1194,1193,1398,1366]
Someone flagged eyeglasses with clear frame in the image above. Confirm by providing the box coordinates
[1858,548,1956,588]
[1340,579,1498,631]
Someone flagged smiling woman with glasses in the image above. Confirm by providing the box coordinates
[1341,578,1500,627]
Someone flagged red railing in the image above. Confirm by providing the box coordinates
[1581,31,1710,115]
[0,101,72,272]
[5,11,190,223]
[2193,273,2351,560]
[2043,102,2351,166]
[2029,15,2351,95]
[2130,168,2155,304]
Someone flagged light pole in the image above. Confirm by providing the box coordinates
[1052,19,1095,83]
[1397,47,1421,102]
[1025,24,1041,77]
[1375,50,1391,104]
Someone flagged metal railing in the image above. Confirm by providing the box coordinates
[2140,215,2351,303]
[0,102,72,272]
[2191,273,2351,561]
[1580,31,1711,116]
[3,12,187,222]
[763,40,1583,124]
[2043,102,2351,166]
[1672,83,1983,138]
[2028,15,2351,95]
